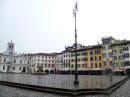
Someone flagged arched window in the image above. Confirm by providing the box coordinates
[4,58,6,63]
[13,66,15,70]
[20,60,22,64]
[14,59,16,63]
[3,66,5,70]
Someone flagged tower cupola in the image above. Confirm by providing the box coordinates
[7,40,15,54]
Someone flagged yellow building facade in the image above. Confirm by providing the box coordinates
[71,44,103,74]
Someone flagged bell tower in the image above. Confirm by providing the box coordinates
[7,40,15,54]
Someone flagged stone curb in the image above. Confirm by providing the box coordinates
[0,77,128,96]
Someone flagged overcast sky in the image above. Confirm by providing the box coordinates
[0,0,130,53]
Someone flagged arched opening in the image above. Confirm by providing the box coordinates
[45,70,49,74]
[22,67,26,72]
[7,66,10,72]
[50,70,54,74]
[104,69,112,75]
[126,68,130,75]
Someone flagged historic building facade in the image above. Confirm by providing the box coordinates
[111,40,130,74]
[1,37,130,74]
[71,44,103,74]
[102,36,117,71]
[31,53,56,74]
[0,41,31,73]
[111,41,125,73]
[56,52,63,72]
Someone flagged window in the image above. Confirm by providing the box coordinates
[13,66,15,70]
[77,53,80,56]
[71,59,74,62]
[81,52,88,56]
[28,60,29,64]
[109,61,112,66]
[37,63,39,67]
[103,53,106,58]
[90,51,93,55]
[95,49,101,54]
[109,53,112,58]
[90,57,93,61]
[113,56,117,60]
[99,63,102,68]
[77,64,80,68]
[113,63,117,67]
[112,50,117,54]
[108,46,112,49]
[119,56,123,60]
[71,64,74,68]
[121,62,124,67]
[120,49,122,54]
[71,54,75,57]
[102,39,111,44]
[82,64,87,68]
[103,61,106,66]
[124,53,129,58]
[48,64,50,68]
[82,58,88,61]
[4,58,6,63]
[99,56,102,60]
[91,63,93,68]
[19,67,21,70]
[3,66,5,70]
[95,63,97,68]
[103,46,106,50]
[52,64,54,68]
[95,56,97,60]
[14,59,16,63]
[123,47,129,51]
[77,58,80,62]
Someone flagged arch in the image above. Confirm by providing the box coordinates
[45,70,49,74]
[104,69,112,75]
[50,70,54,74]
[22,67,26,72]
[126,68,130,75]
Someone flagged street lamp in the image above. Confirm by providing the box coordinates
[73,1,79,85]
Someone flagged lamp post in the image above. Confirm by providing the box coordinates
[73,1,79,85]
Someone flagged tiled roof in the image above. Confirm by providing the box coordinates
[71,44,102,52]
[111,40,130,46]
[32,53,56,56]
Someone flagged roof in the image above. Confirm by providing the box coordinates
[71,44,102,52]
[102,36,117,41]
[32,53,56,56]
[111,40,130,46]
